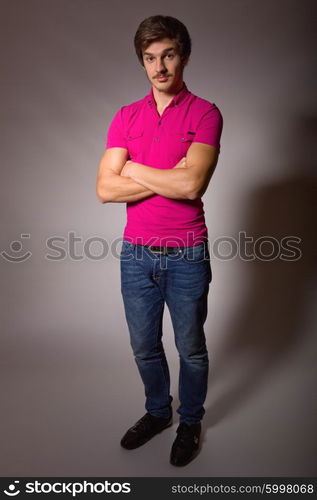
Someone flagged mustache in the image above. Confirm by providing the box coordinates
[154,74,171,78]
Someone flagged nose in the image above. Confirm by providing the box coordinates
[155,57,166,74]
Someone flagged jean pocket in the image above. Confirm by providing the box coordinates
[180,243,210,264]
[120,241,135,259]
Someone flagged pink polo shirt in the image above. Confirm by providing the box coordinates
[106,82,223,247]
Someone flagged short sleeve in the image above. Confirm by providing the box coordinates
[105,108,128,150]
[194,104,223,150]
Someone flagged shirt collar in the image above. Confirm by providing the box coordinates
[147,82,190,108]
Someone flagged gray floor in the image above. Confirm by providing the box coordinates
[2,283,316,477]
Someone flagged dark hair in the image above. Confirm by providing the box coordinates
[134,15,191,66]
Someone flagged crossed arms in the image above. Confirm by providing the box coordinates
[96,142,219,203]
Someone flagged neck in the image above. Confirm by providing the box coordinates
[152,80,184,111]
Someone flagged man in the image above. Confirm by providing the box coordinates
[96,15,223,466]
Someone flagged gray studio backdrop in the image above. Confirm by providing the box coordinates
[1,0,316,477]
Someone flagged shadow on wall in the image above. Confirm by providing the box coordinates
[205,114,317,427]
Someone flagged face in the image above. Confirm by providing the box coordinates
[142,38,187,94]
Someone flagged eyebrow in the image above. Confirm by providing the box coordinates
[143,47,176,56]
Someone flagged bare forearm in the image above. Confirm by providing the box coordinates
[127,163,195,200]
[98,172,155,203]
[112,144,218,202]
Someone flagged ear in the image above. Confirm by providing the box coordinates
[182,57,189,67]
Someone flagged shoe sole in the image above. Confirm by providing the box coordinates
[121,419,173,450]
[169,444,200,467]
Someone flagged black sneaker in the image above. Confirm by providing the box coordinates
[170,422,201,466]
[120,412,173,450]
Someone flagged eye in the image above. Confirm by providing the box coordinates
[145,56,154,63]
[165,53,174,59]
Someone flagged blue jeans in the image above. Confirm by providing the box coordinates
[120,240,212,425]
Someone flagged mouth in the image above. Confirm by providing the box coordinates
[156,76,169,82]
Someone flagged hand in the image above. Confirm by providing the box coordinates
[121,160,134,178]
[173,157,187,169]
